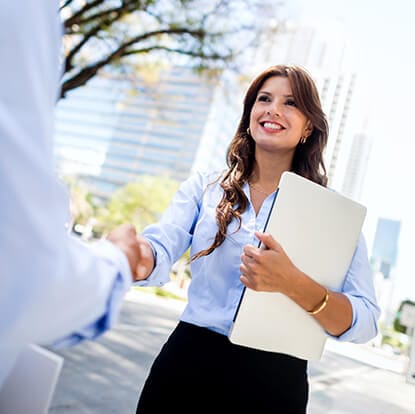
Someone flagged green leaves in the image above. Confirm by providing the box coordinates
[59,0,271,97]
[95,175,179,234]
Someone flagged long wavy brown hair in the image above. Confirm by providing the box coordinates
[192,65,329,261]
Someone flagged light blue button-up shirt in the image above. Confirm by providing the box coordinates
[139,171,380,343]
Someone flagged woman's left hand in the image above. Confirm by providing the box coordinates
[240,232,354,336]
[240,231,299,294]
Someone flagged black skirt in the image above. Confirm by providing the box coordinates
[136,321,309,413]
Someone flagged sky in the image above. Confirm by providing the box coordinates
[281,0,415,306]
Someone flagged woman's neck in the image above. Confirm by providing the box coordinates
[250,150,293,190]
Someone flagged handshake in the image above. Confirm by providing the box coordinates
[106,224,154,282]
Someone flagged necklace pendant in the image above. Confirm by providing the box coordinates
[248,182,271,197]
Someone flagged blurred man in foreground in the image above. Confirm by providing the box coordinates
[0,1,148,386]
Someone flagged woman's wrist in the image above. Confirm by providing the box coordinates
[285,269,328,314]
[307,287,329,315]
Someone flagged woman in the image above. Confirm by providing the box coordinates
[134,65,380,413]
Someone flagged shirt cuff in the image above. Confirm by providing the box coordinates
[92,239,133,289]
[133,240,170,288]
[51,239,132,348]
[326,293,359,342]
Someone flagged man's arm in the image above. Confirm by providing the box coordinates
[0,1,138,385]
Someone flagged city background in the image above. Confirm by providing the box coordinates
[55,0,414,334]
[43,0,415,411]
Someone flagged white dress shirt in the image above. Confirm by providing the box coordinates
[0,1,132,386]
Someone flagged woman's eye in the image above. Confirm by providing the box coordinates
[257,95,270,102]
[286,99,296,107]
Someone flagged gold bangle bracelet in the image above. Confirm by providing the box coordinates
[307,288,330,315]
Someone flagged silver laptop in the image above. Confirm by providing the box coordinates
[0,344,64,414]
[229,171,366,360]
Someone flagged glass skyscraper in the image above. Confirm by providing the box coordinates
[54,66,241,198]
[371,218,401,279]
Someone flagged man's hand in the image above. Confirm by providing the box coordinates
[106,224,141,281]
[106,224,155,282]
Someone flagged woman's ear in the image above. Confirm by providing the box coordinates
[304,121,313,137]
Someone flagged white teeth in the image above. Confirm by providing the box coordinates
[263,122,282,130]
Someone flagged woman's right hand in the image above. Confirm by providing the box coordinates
[134,236,155,281]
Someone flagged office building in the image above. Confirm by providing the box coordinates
[55,20,372,202]
[341,130,372,200]
[54,67,241,198]
[370,217,401,325]
[371,218,401,279]
[252,23,370,196]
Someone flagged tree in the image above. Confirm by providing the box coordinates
[95,175,179,234]
[59,0,277,97]
[394,300,415,335]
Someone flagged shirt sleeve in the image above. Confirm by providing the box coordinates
[329,234,381,343]
[135,172,205,287]
[50,240,132,348]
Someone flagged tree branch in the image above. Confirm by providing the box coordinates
[64,0,106,28]
[61,60,108,98]
[122,45,232,61]
[59,0,273,97]
[65,9,126,72]
[117,27,206,55]
[60,0,75,12]
[68,2,137,28]
[61,27,210,97]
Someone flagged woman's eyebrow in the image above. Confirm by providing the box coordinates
[258,90,272,95]
[258,90,294,98]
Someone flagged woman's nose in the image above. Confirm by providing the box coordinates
[267,101,282,117]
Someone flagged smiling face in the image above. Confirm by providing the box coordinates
[248,76,312,154]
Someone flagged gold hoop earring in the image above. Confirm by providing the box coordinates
[300,136,306,144]
[246,127,251,136]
